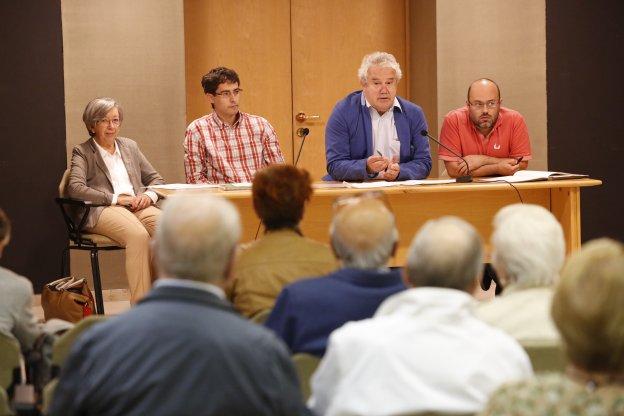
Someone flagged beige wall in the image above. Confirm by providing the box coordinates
[62,0,186,289]
[436,0,547,174]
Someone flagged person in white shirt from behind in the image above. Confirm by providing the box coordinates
[309,216,533,416]
[476,203,565,343]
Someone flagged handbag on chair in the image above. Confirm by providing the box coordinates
[41,277,96,323]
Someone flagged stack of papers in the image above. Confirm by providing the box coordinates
[477,170,588,183]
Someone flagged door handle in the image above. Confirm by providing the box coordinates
[295,112,321,123]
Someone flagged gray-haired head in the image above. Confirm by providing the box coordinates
[156,194,241,283]
[358,51,403,84]
[330,198,398,269]
[406,216,483,291]
[491,203,565,288]
[82,97,124,137]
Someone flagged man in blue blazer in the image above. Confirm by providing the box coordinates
[50,194,309,416]
[266,197,406,357]
[325,51,432,181]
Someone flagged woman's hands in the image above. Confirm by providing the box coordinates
[117,194,152,211]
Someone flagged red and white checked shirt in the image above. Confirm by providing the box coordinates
[184,112,284,184]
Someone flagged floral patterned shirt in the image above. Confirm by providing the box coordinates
[481,373,624,416]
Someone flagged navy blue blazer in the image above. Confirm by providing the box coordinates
[325,91,432,181]
[49,285,310,416]
[265,268,406,357]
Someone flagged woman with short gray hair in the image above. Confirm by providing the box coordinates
[67,97,164,303]
[476,203,565,343]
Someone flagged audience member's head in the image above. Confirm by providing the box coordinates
[491,203,565,288]
[0,207,11,257]
[82,97,124,136]
[252,165,313,231]
[406,216,483,292]
[156,194,241,283]
[330,196,397,269]
[552,238,624,375]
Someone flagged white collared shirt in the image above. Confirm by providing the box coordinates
[309,287,532,415]
[365,97,402,161]
[94,140,157,205]
[155,277,226,300]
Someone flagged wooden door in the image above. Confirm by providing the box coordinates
[290,0,408,180]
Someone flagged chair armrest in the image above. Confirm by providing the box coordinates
[55,197,109,245]
[54,197,108,208]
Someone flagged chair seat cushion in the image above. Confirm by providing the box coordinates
[77,233,121,247]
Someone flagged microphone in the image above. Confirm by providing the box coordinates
[420,130,472,183]
[294,128,310,167]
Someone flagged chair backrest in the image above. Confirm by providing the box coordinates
[0,334,20,391]
[52,315,108,368]
[58,169,70,198]
[0,387,13,416]
[406,413,474,416]
[292,353,320,401]
[250,309,272,325]
[522,340,566,373]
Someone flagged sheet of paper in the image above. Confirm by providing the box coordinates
[477,170,557,183]
[402,179,457,186]
[147,183,220,190]
[343,179,456,188]
[343,181,398,189]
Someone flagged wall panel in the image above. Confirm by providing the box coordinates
[0,1,68,292]
[409,0,438,176]
[546,0,623,243]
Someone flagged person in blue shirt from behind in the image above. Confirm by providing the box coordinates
[265,194,406,356]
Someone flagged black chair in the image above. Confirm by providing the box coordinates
[55,169,124,314]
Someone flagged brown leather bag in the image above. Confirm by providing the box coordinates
[41,277,95,322]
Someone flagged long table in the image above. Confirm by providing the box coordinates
[156,179,601,266]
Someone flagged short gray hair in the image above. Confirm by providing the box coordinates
[406,216,483,291]
[156,194,241,283]
[358,51,403,84]
[82,97,124,136]
[491,204,565,287]
[330,199,398,269]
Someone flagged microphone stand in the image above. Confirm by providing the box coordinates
[294,128,310,167]
[420,130,472,183]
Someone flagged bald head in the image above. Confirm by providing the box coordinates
[406,216,483,291]
[467,78,501,102]
[156,194,241,283]
[330,199,398,269]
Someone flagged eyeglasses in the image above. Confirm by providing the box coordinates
[333,191,392,213]
[468,100,499,110]
[213,88,243,98]
[97,118,121,126]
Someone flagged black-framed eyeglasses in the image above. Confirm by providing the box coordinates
[213,88,243,98]
[468,100,499,110]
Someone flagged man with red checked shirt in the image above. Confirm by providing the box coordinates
[184,67,284,184]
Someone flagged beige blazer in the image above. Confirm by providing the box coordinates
[0,266,41,350]
[67,137,165,229]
